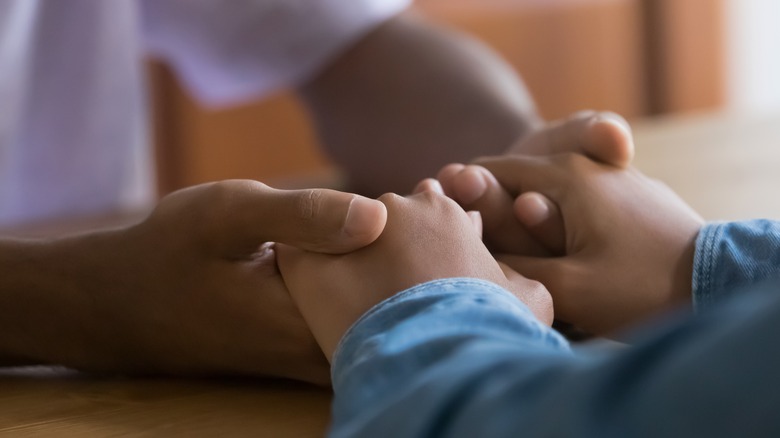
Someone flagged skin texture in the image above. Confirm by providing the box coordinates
[0,180,386,384]
[276,190,553,361]
[463,154,704,335]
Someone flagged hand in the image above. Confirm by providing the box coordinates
[276,187,552,360]
[506,110,635,166]
[474,154,703,335]
[41,180,386,384]
[437,110,635,257]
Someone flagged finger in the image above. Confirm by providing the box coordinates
[451,165,491,205]
[497,261,554,326]
[584,113,635,167]
[449,165,511,213]
[202,180,388,256]
[473,155,561,197]
[509,110,635,168]
[273,243,308,287]
[402,191,486,245]
[449,165,549,255]
[513,192,566,255]
[413,178,445,196]
[272,242,336,360]
[436,163,466,197]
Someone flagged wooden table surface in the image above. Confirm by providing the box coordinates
[632,111,780,221]
[1,112,779,436]
[0,368,331,437]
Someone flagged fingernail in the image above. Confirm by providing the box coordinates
[343,196,387,239]
[516,194,550,227]
[455,169,488,204]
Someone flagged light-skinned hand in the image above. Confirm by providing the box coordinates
[276,188,552,361]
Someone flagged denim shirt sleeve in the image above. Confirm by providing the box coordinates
[328,277,780,438]
[330,278,571,437]
[692,220,780,313]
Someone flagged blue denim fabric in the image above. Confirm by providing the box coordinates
[330,220,780,438]
[693,220,780,312]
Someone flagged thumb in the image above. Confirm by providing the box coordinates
[509,110,635,168]
[190,180,387,256]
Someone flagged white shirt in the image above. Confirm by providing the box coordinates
[0,0,409,226]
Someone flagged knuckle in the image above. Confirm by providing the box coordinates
[202,181,233,209]
[289,189,339,251]
[205,179,266,207]
[526,278,550,299]
[170,181,237,227]
[295,189,324,222]
[416,190,462,213]
[524,279,554,322]
[377,192,404,207]
[418,189,441,203]
[203,179,269,228]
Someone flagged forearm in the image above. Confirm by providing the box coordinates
[331,278,780,437]
[0,233,120,369]
[300,10,540,196]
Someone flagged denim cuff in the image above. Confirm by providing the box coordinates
[692,220,780,314]
[331,278,539,382]
[692,222,726,313]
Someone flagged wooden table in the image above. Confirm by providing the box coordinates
[632,111,780,221]
[1,112,779,436]
[0,368,331,437]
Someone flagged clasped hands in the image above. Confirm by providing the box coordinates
[55,111,701,384]
[277,110,704,365]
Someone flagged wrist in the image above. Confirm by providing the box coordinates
[0,229,132,370]
[0,237,82,365]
